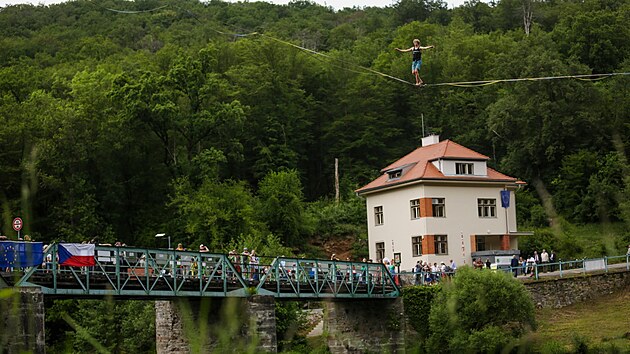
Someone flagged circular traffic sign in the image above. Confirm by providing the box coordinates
[12,217,23,231]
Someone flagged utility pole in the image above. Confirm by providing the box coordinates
[335,158,339,204]
[421,113,425,137]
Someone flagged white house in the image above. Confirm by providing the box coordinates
[356,135,527,272]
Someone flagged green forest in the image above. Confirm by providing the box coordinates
[1,0,629,352]
[1,0,628,253]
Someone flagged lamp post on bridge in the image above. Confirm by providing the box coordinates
[155,233,171,249]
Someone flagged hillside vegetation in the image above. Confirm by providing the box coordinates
[1,0,629,252]
[535,289,630,352]
[0,1,629,350]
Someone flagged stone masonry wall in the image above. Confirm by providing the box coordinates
[155,300,190,354]
[155,296,277,354]
[245,296,277,353]
[0,287,46,354]
[524,269,630,308]
[325,298,405,354]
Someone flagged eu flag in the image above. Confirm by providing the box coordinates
[500,190,510,208]
[0,241,44,268]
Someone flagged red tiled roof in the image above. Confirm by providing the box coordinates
[356,140,518,194]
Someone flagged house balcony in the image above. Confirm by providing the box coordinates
[469,233,530,265]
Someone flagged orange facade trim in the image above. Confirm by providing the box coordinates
[419,197,433,217]
[500,235,511,250]
[422,235,435,254]
[469,235,476,253]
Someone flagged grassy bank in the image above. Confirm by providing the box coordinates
[534,288,630,352]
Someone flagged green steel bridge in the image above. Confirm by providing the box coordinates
[0,244,399,299]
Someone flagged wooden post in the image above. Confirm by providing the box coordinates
[335,158,339,204]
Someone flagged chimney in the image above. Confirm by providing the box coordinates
[421,134,439,147]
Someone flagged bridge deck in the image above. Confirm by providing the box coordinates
[3,244,399,299]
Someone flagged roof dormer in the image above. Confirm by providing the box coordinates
[432,158,488,177]
[385,163,416,181]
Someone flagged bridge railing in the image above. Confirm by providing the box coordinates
[397,254,630,286]
[15,244,251,297]
[8,244,400,299]
[506,254,630,280]
[255,257,400,298]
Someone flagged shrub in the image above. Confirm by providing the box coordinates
[425,267,536,354]
[402,286,441,336]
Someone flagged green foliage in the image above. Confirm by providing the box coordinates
[0,1,628,350]
[518,229,558,258]
[538,340,570,354]
[402,286,440,336]
[258,170,312,247]
[516,189,549,228]
[307,194,366,241]
[552,151,625,223]
[170,177,266,250]
[275,301,307,351]
[426,267,536,354]
[46,299,155,353]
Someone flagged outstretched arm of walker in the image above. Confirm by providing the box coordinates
[395,47,413,52]
[420,45,435,50]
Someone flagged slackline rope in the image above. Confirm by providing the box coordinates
[103,4,169,14]
[422,72,630,88]
[102,5,630,89]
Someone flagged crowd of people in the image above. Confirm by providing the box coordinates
[411,259,457,285]
[7,239,630,285]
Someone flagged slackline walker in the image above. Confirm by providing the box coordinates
[102,5,630,89]
[395,38,434,86]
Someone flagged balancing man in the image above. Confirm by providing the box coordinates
[395,39,434,86]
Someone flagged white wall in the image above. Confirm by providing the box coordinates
[432,159,488,176]
[365,183,518,272]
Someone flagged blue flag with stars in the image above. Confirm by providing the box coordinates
[0,241,44,268]
[501,190,510,208]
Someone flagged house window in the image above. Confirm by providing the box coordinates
[432,198,445,217]
[434,235,448,255]
[387,169,402,180]
[412,236,422,257]
[476,236,486,252]
[374,206,384,225]
[410,199,420,219]
[478,199,496,218]
[456,163,474,175]
[376,242,385,261]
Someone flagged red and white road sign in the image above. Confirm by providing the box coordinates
[12,217,23,231]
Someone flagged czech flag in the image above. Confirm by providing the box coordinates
[58,243,95,267]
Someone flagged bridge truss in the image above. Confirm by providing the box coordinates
[1,244,399,299]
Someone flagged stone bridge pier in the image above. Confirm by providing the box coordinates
[324,298,406,354]
[0,287,46,354]
[155,295,277,353]
[156,296,407,354]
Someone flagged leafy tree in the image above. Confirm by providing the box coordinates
[258,170,312,247]
[426,267,536,353]
[170,176,265,250]
[552,1,629,73]
[308,193,366,241]
[47,299,155,353]
[551,150,600,223]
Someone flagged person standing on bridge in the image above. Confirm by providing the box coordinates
[510,255,519,277]
[250,250,259,281]
[241,247,250,279]
[540,249,549,272]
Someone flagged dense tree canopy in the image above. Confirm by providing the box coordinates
[0,0,628,247]
[1,0,628,352]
